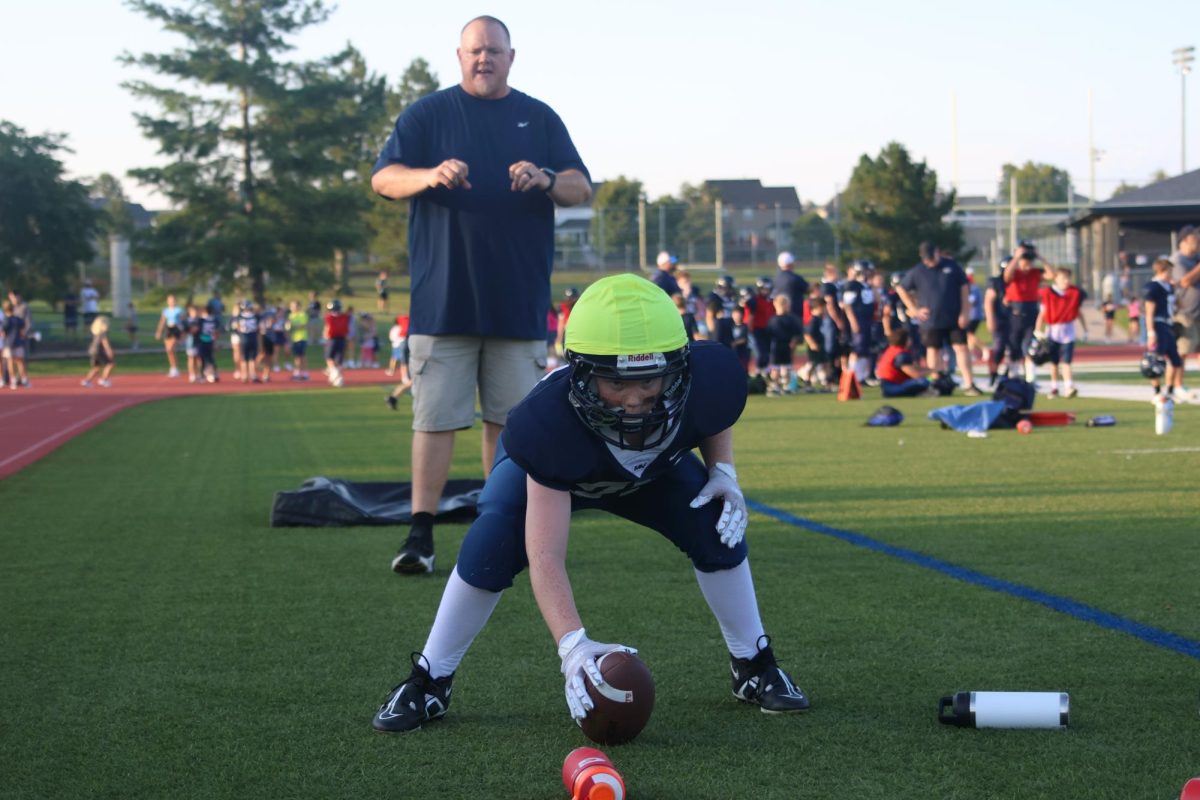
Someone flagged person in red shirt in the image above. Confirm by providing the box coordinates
[554,287,580,358]
[876,328,935,397]
[323,298,351,386]
[743,277,776,375]
[1003,241,1054,382]
[1034,267,1088,398]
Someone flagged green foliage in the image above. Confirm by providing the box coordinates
[788,211,834,258]
[0,121,98,299]
[363,58,441,274]
[590,175,643,257]
[92,173,136,239]
[837,142,963,271]
[122,0,386,301]
[997,161,1071,205]
[676,182,718,255]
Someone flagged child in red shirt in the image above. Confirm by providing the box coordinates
[1034,267,1087,398]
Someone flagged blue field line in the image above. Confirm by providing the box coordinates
[746,499,1200,662]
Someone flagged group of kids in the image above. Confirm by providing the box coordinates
[79,291,415,392]
[642,243,1098,402]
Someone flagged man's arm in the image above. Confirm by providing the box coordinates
[984,287,998,333]
[958,283,970,330]
[526,477,580,645]
[1181,262,1200,289]
[1145,299,1157,344]
[371,159,471,200]
[895,284,928,323]
[507,161,591,207]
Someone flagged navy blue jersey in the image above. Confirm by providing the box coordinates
[840,280,874,330]
[773,270,809,311]
[767,312,804,349]
[199,317,219,343]
[730,322,750,359]
[501,342,746,498]
[237,311,261,335]
[1143,279,1175,323]
[373,86,589,339]
[900,258,968,329]
[706,290,738,317]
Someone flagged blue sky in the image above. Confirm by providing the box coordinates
[2,0,1195,208]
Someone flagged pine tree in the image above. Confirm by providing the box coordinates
[122,0,386,301]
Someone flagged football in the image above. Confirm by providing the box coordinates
[579,651,655,745]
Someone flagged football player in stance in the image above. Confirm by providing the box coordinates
[372,274,809,733]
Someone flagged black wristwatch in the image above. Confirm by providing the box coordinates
[540,167,557,192]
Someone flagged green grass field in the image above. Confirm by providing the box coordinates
[2,386,1197,799]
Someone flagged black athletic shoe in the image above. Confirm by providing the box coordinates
[372,654,454,733]
[391,528,435,574]
[730,637,810,714]
[386,395,398,411]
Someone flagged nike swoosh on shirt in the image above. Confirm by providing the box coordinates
[517,121,530,128]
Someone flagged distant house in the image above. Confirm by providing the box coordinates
[705,179,802,258]
[1068,168,1200,287]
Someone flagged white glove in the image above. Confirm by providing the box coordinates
[557,628,637,721]
[689,462,747,548]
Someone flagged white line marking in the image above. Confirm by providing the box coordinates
[1107,447,1200,456]
[0,399,54,422]
[0,399,140,470]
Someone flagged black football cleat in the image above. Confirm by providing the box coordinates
[730,636,810,714]
[386,395,398,411]
[372,654,454,733]
[391,529,435,574]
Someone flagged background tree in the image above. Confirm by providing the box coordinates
[122,0,385,301]
[837,141,964,273]
[0,122,98,299]
[788,211,835,261]
[997,161,1071,205]
[363,57,440,276]
[590,176,643,264]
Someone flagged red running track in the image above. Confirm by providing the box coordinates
[0,369,399,481]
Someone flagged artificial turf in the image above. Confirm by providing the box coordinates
[0,387,1197,799]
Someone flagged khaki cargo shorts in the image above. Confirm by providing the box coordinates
[408,335,547,432]
[1175,314,1200,355]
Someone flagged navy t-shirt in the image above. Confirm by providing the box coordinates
[1143,279,1175,323]
[373,85,589,339]
[501,342,746,496]
[900,258,968,329]
[651,270,680,297]
[773,270,809,312]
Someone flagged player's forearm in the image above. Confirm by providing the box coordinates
[698,427,735,470]
[549,169,591,207]
[526,479,581,643]
[371,163,434,200]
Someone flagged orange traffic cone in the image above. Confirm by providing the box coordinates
[837,369,861,401]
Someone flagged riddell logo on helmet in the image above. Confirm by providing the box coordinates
[617,353,666,370]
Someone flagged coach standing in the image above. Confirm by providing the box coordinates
[895,242,981,396]
[371,15,592,576]
[1170,225,1200,400]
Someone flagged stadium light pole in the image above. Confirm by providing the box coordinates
[1174,46,1195,173]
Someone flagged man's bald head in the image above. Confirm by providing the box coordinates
[461,15,511,47]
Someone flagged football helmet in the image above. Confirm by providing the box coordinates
[755,275,773,292]
[1027,335,1055,366]
[716,274,736,293]
[564,274,691,451]
[1140,351,1167,379]
[326,298,342,312]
